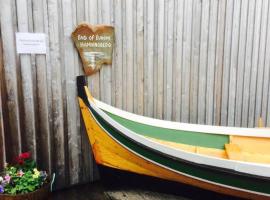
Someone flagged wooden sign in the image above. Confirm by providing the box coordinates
[72,23,114,75]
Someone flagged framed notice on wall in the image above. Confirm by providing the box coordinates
[72,23,114,76]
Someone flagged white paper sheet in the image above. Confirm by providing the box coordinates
[16,32,47,54]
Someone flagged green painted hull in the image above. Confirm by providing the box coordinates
[104,111,229,149]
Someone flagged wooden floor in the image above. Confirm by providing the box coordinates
[52,167,244,200]
[52,181,191,200]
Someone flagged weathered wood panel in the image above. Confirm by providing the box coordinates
[234,0,249,127]
[16,0,37,160]
[0,29,6,170]
[189,0,201,124]
[0,0,22,160]
[181,0,192,123]
[32,0,52,175]
[1,0,270,190]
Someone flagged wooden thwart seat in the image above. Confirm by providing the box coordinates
[225,136,270,164]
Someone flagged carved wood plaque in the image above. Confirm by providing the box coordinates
[72,23,114,75]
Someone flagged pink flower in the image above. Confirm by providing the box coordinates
[4,175,11,183]
[17,170,24,177]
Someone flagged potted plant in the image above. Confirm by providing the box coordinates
[0,152,51,200]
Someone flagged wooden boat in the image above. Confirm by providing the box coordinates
[77,76,270,199]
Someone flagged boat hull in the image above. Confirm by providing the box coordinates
[77,76,270,199]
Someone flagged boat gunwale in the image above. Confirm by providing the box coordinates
[94,98,270,138]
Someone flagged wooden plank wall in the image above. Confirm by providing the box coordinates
[0,0,270,189]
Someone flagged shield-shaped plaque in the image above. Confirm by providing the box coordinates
[72,23,114,75]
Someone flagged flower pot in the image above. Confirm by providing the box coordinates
[0,182,51,200]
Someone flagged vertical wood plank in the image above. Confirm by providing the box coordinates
[0,0,22,159]
[134,0,144,115]
[234,0,248,127]
[100,0,112,105]
[87,0,100,100]
[125,0,134,112]
[43,0,53,139]
[47,0,66,188]
[144,0,154,117]
[32,0,52,173]
[76,0,85,23]
[198,0,210,124]
[221,0,234,126]
[16,0,37,159]
[84,0,100,182]
[248,0,263,127]
[206,0,218,125]
[267,82,270,126]
[0,33,6,170]
[181,0,192,122]
[170,0,177,121]
[114,0,123,109]
[267,95,270,126]
[110,0,116,107]
[254,0,269,127]
[262,2,270,126]
[154,0,164,120]
[189,0,201,124]
[241,0,256,127]
[164,0,174,120]
[76,0,91,184]
[153,1,161,119]
[213,0,226,126]
[227,0,241,126]
[62,0,81,185]
[0,86,5,170]
[121,0,127,111]
[173,0,184,121]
